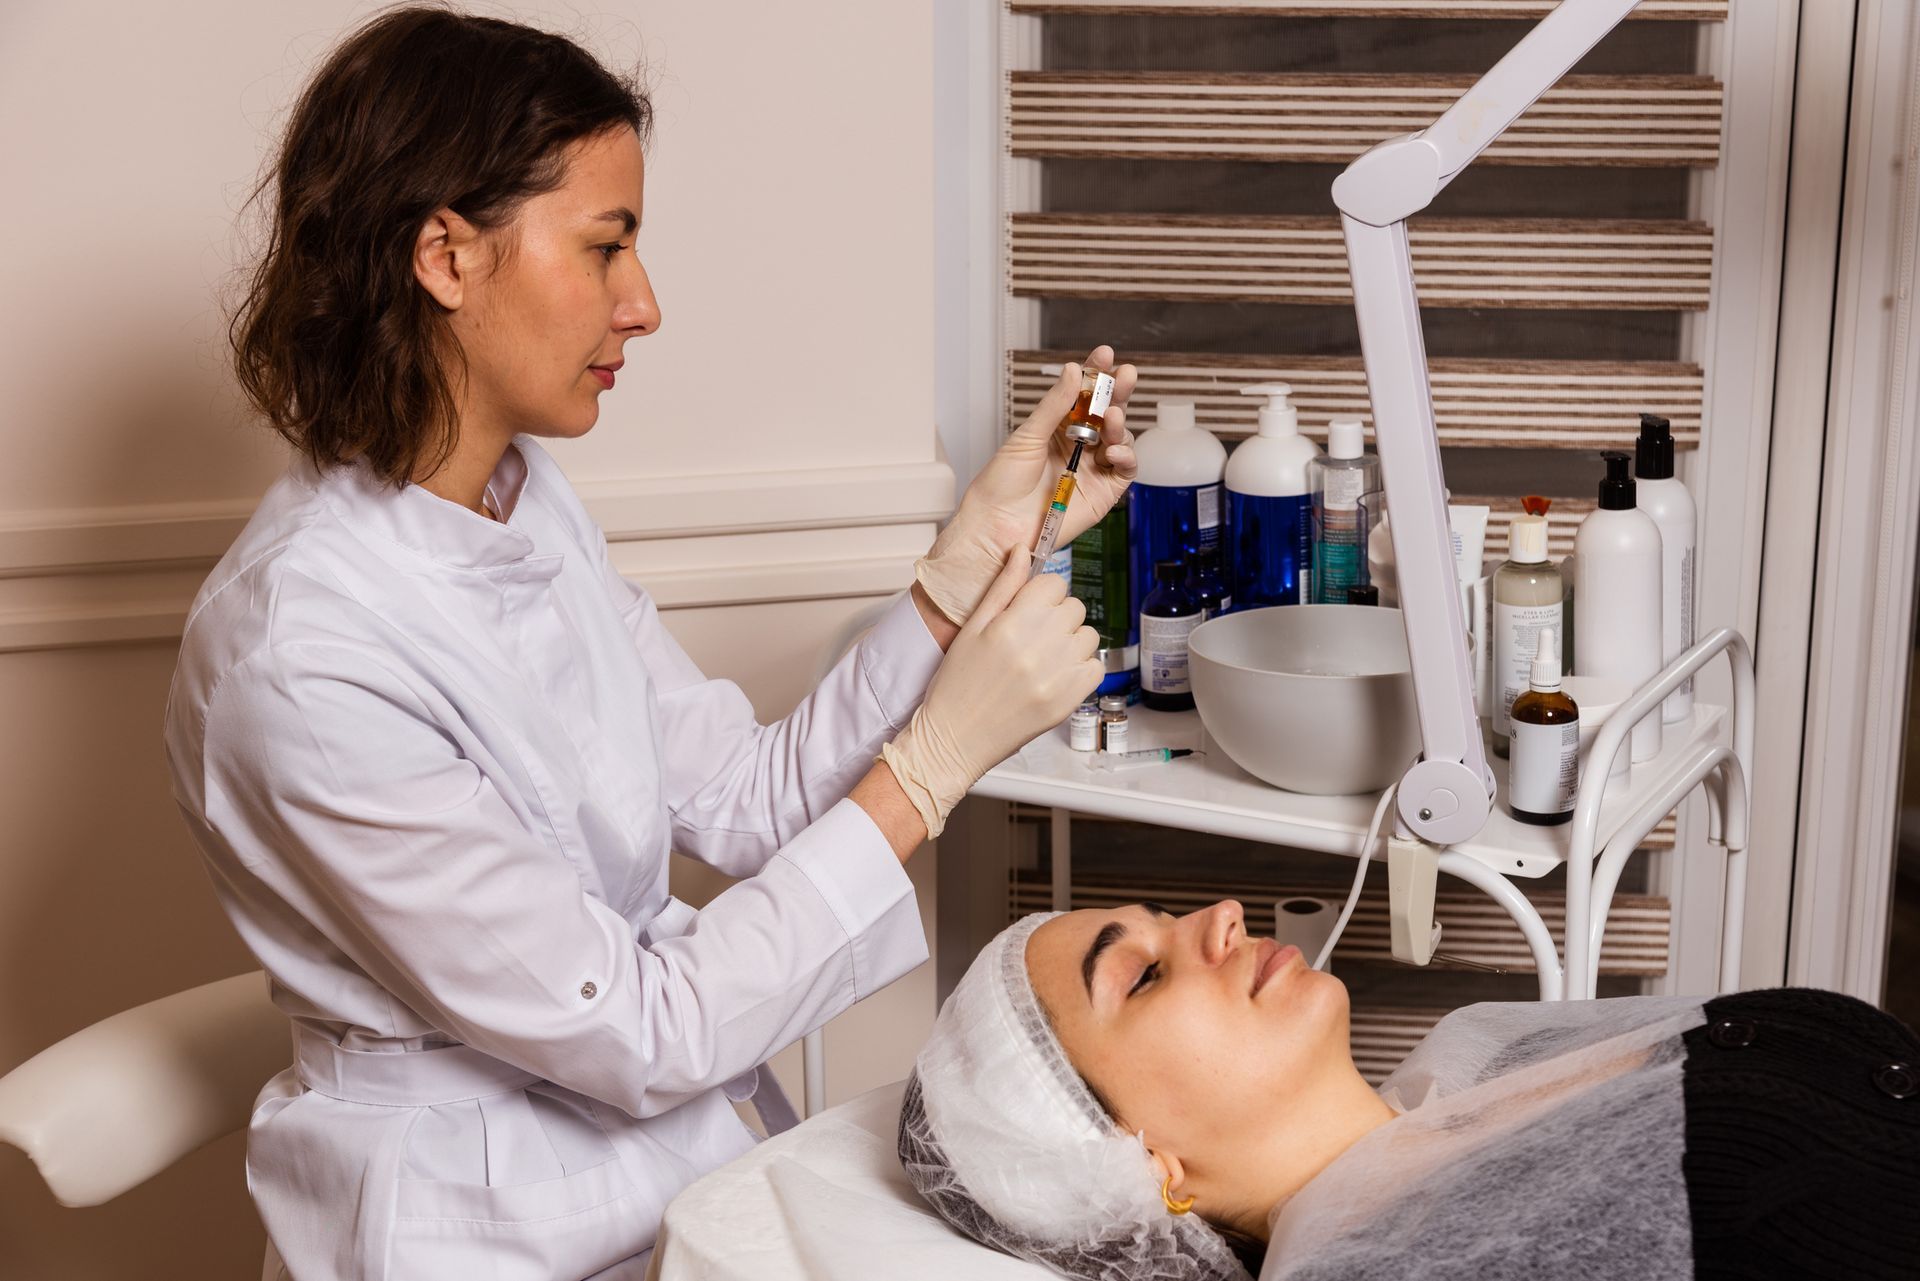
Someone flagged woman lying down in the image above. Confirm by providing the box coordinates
[899,901,1920,1280]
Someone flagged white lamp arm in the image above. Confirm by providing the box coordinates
[1331,0,1643,849]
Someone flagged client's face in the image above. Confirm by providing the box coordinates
[1027,901,1352,1186]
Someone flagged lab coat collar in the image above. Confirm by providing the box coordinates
[312,438,559,578]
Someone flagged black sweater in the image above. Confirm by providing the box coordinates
[1682,988,1920,1279]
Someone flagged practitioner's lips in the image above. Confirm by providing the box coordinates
[1251,938,1299,997]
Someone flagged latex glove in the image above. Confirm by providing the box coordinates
[916,348,1139,626]
[883,549,1101,837]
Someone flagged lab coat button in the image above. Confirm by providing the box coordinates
[580,981,598,1000]
[1707,1017,1756,1049]
[1873,1062,1916,1099]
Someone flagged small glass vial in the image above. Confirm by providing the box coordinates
[1098,694,1130,754]
[1068,702,1099,752]
[1062,366,1115,447]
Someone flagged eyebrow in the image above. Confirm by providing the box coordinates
[590,207,638,236]
[1079,904,1172,1006]
[1082,922,1126,1005]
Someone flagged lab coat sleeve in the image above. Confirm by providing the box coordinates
[197,641,927,1119]
[599,557,947,876]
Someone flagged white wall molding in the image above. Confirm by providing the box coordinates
[0,462,951,652]
[0,459,954,580]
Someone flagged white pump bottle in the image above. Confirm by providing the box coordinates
[1226,383,1321,609]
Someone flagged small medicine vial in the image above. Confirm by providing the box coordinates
[1098,694,1130,754]
[1064,367,1116,445]
[1068,702,1099,752]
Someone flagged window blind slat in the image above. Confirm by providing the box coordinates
[1010,1,1725,20]
[1009,351,1703,449]
[1011,73,1724,166]
[1011,214,1714,309]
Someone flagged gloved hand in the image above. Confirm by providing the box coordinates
[916,348,1138,626]
[883,549,1102,837]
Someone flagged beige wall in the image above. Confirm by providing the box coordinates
[0,2,946,1276]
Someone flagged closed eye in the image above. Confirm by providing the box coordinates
[1129,962,1160,997]
[598,242,630,260]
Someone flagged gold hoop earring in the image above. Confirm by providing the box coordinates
[1161,1174,1194,1217]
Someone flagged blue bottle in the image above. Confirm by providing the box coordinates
[1128,399,1227,643]
[1140,559,1202,712]
[1187,546,1231,620]
[1226,383,1319,609]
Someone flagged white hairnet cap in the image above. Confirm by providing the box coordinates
[898,913,1249,1281]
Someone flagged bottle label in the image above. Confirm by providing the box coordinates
[1324,469,1367,512]
[1141,611,1201,694]
[1088,372,1114,420]
[1494,600,1564,736]
[1510,719,1579,815]
[1103,719,1130,755]
[1197,484,1221,533]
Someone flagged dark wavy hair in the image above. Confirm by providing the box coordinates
[229,5,651,487]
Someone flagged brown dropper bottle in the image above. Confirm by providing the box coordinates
[1509,625,1580,826]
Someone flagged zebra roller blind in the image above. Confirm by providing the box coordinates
[1004,2,1724,484]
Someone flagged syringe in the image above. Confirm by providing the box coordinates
[1029,366,1115,577]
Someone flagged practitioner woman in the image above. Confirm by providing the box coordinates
[165,8,1135,1277]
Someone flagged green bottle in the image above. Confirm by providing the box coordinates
[1071,503,1135,694]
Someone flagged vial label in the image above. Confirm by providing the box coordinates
[1103,719,1130,755]
[1196,484,1221,533]
[1510,719,1579,815]
[1088,372,1115,420]
[1068,708,1099,752]
[1141,611,1201,694]
[1040,545,1073,582]
[1493,600,1563,736]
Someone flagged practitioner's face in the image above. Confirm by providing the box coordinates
[420,126,662,442]
[1026,901,1353,1190]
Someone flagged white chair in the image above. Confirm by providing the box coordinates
[0,970,289,1208]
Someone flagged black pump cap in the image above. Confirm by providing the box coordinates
[1346,584,1379,606]
[1636,413,1675,480]
[1597,451,1637,511]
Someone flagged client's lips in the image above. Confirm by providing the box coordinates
[1251,939,1299,997]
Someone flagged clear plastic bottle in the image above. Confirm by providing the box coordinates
[1139,558,1201,712]
[1309,418,1381,605]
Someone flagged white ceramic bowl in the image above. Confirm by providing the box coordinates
[1189,606,1420,795]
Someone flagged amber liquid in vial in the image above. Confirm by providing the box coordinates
[1066,369,1115,437]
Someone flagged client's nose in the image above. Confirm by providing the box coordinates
[1199,899,1245,964]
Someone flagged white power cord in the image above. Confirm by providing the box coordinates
[1313,782,1398,972]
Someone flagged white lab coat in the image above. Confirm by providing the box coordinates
[163,436,939,1280]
